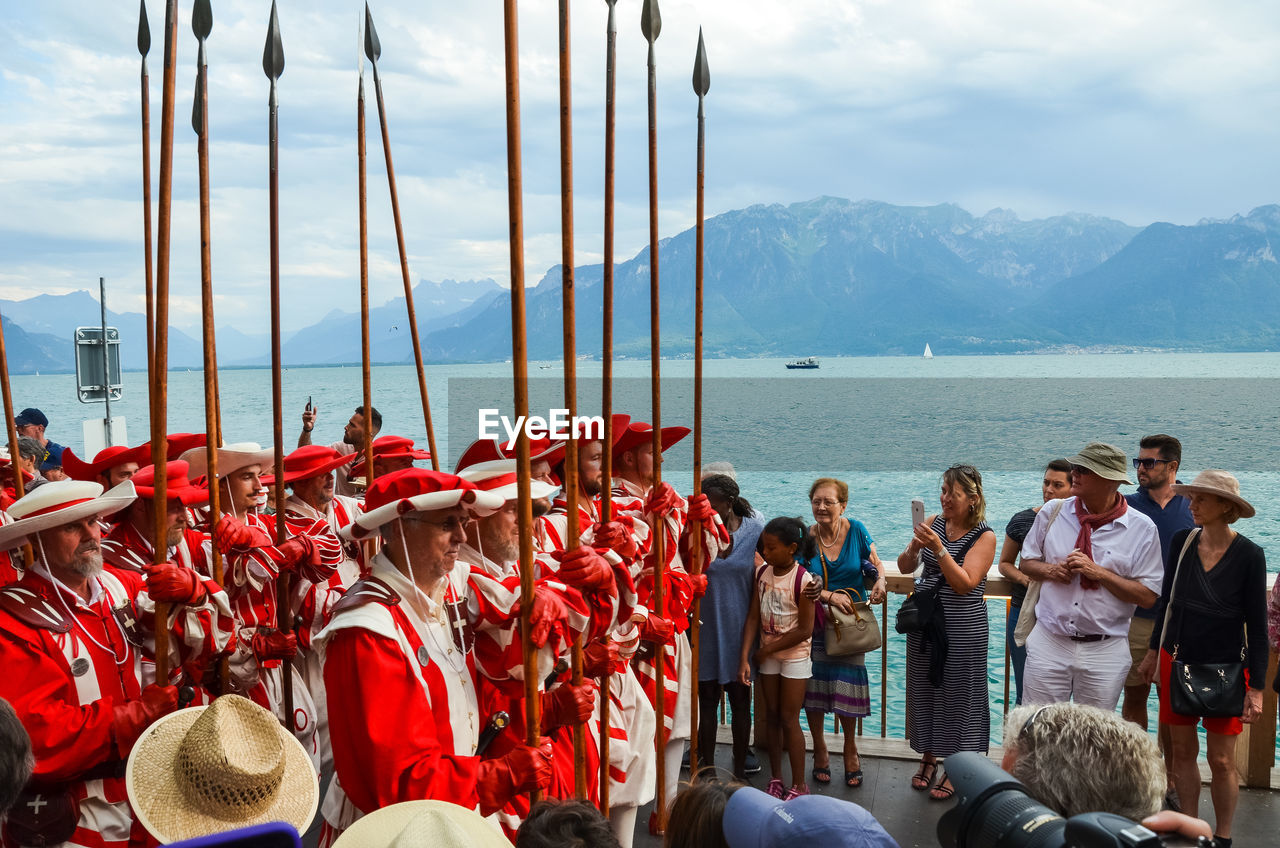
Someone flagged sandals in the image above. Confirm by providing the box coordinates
[911,759,938,791]
[929,771,955,801]
[845,769,864,787]
[811,764,831,784]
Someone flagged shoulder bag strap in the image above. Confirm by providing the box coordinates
[1158,528,1200,659]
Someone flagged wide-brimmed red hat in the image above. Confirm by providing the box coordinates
[260,445,357,488]
[341,469,503,541]
[131,461,210,507]
[350,435,431,478]
[453,436,565,475]
[611,419,690,458]
[61,444,154,482]
[457,459,558,502]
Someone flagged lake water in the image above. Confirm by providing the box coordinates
[19,352,1280,743]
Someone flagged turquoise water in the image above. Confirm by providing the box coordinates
[21,353,1280,747]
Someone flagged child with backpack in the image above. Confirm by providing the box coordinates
[739,516,818,799]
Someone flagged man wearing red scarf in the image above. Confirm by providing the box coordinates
[1017,442,1164,710]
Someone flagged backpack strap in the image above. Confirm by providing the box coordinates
[793,564,806,605]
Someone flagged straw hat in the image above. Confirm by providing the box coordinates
[341,469,504,540]
[126,695,318,844]
[331,800,509,848]
[0,480,137,551]
[180,442,275,481]
[131,461,209,507]
[1173,469,1255,518]
[1067,442,1133,484]
[457,459,557,502]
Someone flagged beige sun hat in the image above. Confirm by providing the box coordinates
[126,695,318,843]
[332,800,509,848]
[1173,469,1255,518]
[181,442,276,481]
[0,479,136,551]
[1067,442,1133,484]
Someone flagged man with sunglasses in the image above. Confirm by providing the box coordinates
[1018,442,1164,711]
[1122,435,1194,733]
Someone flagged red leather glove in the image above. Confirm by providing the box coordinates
[583,639,621,677]
[214,515,270,551]
[644,482,681,518]
[556,545,615,591]
[476,740,553,816]
[252,629,298,661]
[513,586,567,649]
[275,535,319,573]
[144,563,206,604]
[592,521,639,561]
[638,614,675,646]
[686,492,715,522]
[540,681,596,732]
[688,572,708,599]
[111,684,179,755]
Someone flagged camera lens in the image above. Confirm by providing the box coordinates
[938,753,1066,848]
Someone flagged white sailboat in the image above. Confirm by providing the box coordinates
[923,343,933,359]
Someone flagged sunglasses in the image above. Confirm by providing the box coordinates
[1132,457,1173,470]
[1020,704,1051,746]
[1070,464,1093,476]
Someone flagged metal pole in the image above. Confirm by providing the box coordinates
[99,277,113,445]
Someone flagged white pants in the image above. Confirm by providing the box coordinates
[1022,625,1131,710]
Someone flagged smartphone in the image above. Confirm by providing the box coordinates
[306,396,312,412]
[911,497,925,527]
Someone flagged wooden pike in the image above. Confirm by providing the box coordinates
[363,4,440,470]
[262,0,295,731]
[687,26,709,777]
[556,0,589,800]
[0,313,31,568]
[138,0,156,432]
[597,0,618,812]
[640,0,668,830]
[151,0,178,684]
[191,0,227,692]
[357,17,376,493]
[500,0,542,802]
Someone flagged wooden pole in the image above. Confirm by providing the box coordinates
[597,0,618,812]
[556,0,589,800]
[501,0,541,802]
[640,0,667,829]
[363,6,440,470]
[687,28,709,777]
[0,313,31,570]
[151,0,178,684]
[358,20,376,495]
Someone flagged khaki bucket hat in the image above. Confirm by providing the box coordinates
[1067,442,1133,484]
[126,695,318,843]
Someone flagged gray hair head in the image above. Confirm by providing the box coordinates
[700,461,736,481]
[1003,702,1163,821]
[0,698,32,819]
[15,437,42,462]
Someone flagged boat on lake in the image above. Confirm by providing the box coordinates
[785,356,819,369]
[923,343,934,359]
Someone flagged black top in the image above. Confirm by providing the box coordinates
[1004,507,1037,605]
[1149,528,1270,684]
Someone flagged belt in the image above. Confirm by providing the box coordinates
[1068,634,1109,643]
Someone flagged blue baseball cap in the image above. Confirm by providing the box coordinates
[15,408,48,428]
[723,787,900,848]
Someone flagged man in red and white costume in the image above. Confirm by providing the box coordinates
[315,469,553,843]
[98,461,236,703]
[272,444,362,776]
[454,455,598,837]
[181,442,338,764]
[611,419,726,833]
[0,480,223,848]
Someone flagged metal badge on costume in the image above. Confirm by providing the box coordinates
[444,597,474,654]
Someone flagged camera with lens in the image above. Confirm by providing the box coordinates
[937,752,1210,848]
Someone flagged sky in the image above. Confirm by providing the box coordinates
[2,1,1279,336]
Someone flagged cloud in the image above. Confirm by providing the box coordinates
[3,1,1279,334]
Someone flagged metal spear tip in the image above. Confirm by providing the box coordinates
[192,0,212,41]
[640,0,662,43]
[364,2,382,64]
[692,27,710,96]
[137,0,151,56]
[263,0,285,80]
[358,11,365,77]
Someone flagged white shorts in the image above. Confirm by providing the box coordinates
[758,655,812,679]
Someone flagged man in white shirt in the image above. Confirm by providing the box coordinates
[1018,442,1163,710]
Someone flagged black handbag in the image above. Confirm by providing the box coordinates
[895,580,940,634]
[1159,529,1247,719]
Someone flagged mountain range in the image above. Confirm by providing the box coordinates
[7,196,1280,373]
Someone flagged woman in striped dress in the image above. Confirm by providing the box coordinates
[896,464,997,800]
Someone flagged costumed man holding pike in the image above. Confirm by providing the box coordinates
[0,479,234,848]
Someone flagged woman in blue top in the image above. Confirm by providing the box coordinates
[800,477,887,788]
[697,474,764,779]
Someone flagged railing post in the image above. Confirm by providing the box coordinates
[1240,647,1277,788]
